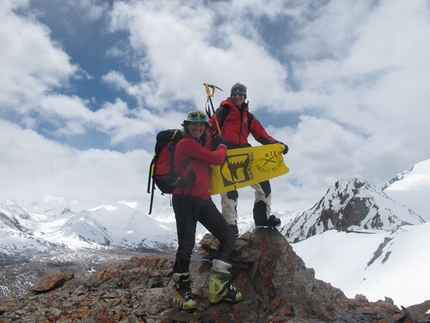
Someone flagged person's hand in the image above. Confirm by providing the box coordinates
[217,144,227,150]
[280,142,289,155]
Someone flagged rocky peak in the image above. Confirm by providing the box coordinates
[283,178,424,242]
[382,166,413,191]
[0,200,30,221]
[0,228,428,322]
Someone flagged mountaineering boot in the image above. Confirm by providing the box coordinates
[254,214,281,228]
[173,273,197,310]
[253,201,281,228]
[208,260,243,304]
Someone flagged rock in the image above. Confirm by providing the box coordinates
[0,228,428,323]
[31,266,74,293]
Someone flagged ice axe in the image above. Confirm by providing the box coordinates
[203,83,223,136]
[203,83,239,187]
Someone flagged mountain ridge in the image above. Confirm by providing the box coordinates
[282,177,424,243]
[1,159,429,308]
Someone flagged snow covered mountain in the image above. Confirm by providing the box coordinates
[383,159,430,222]
[287,159,430,307]
[292,222,430,307]
[0,200,66,265]
[1,159,430,307]
[0,200,178,265]
[281,177,425,242]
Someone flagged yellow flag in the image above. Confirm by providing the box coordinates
[210,143,289,195]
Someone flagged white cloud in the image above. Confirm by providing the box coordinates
[36,94,183,143]
[69,0,109,21]
[0,0,29,12]
[0,2,77,111]
[0,120,150,206]
[277,115,368,197]
[102,71,131,92]
[1,0,430,215]
[39,95,92,120]
[281,0,430,182]
[107,1,290,112]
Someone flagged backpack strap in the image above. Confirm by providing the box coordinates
[247,111,254,132]
[147,157,155,194]
[218,105,229,131]
[147,157,156,214]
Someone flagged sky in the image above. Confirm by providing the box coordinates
[1,0,430,214]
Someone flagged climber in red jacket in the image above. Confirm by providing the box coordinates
[171,109,242,310]
[207,82,289,235]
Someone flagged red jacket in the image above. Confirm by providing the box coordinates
[207,98,277,148]
[172,136,227,200]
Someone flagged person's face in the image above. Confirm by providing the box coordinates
[231,92,246,106]
[187,122,206,139]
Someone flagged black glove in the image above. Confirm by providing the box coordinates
[280,142,289,155]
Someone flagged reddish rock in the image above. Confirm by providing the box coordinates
[31,266,74,293]
[0,229,429,323]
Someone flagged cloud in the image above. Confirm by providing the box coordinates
[68,0,109,21]
[37,94,185,145]
[0,2,77,111]
[282,0,430,179]
[1,0,430,214]
[0,120,150,206]
[106,1,291,112]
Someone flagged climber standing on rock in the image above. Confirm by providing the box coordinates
[171,110,242,310]
[207,82,289,236]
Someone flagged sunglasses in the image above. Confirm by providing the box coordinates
[231,92,246,97]
[189,112,206,120]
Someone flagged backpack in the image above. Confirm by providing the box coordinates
[147,129,194,214]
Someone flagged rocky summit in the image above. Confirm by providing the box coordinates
[0,228,429,323]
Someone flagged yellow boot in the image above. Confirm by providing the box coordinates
[173,273,197,310]
[208,260,243,304]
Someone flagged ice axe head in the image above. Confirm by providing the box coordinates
[204,83,223,98]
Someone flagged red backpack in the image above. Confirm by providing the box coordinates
[147,129,193,214]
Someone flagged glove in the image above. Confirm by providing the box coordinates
[279,142,289,155]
